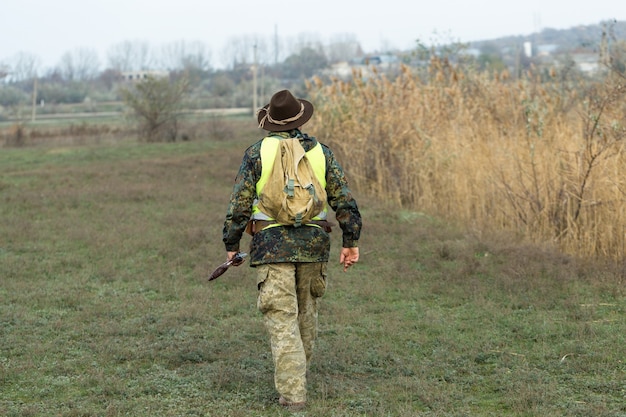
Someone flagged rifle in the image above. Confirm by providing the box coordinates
[208,252,247,281]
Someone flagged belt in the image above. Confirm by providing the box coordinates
[247,219,335,235]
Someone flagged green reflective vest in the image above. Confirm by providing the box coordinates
[251,136,327,224]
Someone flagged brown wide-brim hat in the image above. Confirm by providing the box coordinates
[257,89,314,132]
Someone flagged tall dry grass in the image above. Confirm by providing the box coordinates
[308,60,626,260]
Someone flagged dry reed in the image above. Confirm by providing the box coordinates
[307,59,626,260]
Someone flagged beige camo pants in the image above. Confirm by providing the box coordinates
[256,262,327,404]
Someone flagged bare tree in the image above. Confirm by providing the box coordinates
[220,35,271,69]
[0,63,9,82]
[327,33,363,63]
[107,40,154,72]
[159,40,212,72]
[284,32,326,60]
[57,47,101,81]
[9,52,41,83]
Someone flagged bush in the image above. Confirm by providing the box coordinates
[0,85,27,107]
[119,76,191,142]
[38,82,88,104]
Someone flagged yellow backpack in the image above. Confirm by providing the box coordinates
[256,137,327,227]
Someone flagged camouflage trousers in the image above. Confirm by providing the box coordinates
[256,262,327,404]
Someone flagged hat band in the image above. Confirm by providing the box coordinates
[258,103,305,129]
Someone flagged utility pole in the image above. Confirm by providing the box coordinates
[31,77,38,122]
[274,24,279,65]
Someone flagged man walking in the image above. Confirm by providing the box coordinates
[222,89,362,410]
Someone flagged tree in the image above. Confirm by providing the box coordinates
[609,39,626,74]
[0,85,27,108]
[120,75,190,142]
[57,47,101,81]
[159,40,213,88]
[326,34,362,63]
[477,42,507,71]
[0,63,9,82]
[97,68,123,91]
[159,40,212,72]
[284,32,325,59]
[210,72,236,97]
[8,52,41,83]
[220,35,270,69]
[107,41,153,72]
[281,47,328,79]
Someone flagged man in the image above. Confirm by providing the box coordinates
[222,89,362,410]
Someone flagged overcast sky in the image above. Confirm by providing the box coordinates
[1,0,623,70]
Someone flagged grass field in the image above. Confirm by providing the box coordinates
[0,129,625,416]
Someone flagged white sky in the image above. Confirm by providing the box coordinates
[1,0,623,70]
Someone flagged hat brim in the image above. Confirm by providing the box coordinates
[257,99,314,132]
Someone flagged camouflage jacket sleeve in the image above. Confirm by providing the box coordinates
[322,144,362,247]
[222,141,262,252]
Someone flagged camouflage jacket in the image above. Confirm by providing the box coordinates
[222,129,362,266]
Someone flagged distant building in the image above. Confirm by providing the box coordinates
[321,62,353,79]
[120,70,169,82]
[359,54,399,67]
[320,54,402,80]
[536,44,559,57]
[524,42,533,58]
[571,52,600,74]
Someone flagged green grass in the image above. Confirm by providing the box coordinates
[0,131,624,416]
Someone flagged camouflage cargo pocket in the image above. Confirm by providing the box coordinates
[310,263,327,298]
[256,265,272,313]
